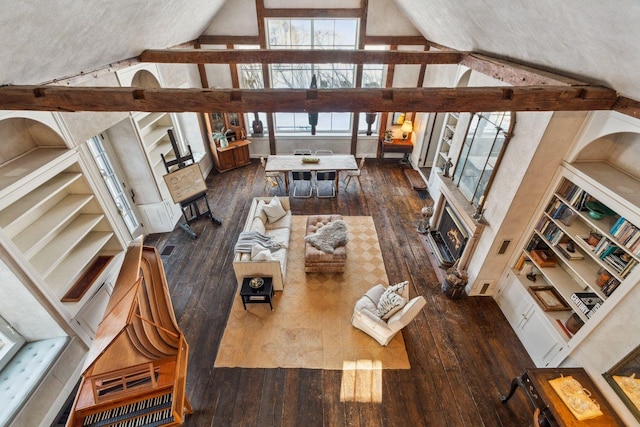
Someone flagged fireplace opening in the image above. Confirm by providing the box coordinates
[427,205,468,268]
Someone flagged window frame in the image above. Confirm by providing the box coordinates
[452,112,515,207]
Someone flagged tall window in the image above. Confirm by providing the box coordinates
[358,45,387,134]
[0,315,24,371]
[266,18,359,134]
[87,135,140,234]
[453,112,513,206]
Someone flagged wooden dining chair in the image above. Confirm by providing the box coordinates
[343,157,365,190]
[260,157,283,193]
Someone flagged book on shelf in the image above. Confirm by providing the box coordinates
[556,242,584,260]
[570,292,603,318]
[526,234,546,252]
[516,257,535,276]
[601,277,621,296]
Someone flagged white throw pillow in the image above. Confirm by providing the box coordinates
[251,243,273,261]
[376,287,407,320]
[388,280,409,296]
[262,196,287,223]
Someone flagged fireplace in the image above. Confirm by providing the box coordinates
[427,204,468,268]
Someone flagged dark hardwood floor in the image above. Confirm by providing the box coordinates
[144,158,535,426]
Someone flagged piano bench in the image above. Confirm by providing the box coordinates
[0,336,68,426]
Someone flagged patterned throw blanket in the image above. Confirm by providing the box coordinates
[234,231,283,253]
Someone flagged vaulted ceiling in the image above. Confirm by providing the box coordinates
[1,0,639,102]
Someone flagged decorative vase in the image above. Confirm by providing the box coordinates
[220,137,229,148]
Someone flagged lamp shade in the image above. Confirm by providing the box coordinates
[401,120,413,133]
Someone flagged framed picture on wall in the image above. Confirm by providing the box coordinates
[392,112,406,125]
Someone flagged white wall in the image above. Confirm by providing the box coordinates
[0,256,65,340]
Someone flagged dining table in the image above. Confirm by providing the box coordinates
[264,154,359,195]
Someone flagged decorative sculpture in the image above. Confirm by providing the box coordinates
[417,200,435,234]
[443,157,453,177]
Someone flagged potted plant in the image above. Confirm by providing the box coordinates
[384,129,393,142]
[212,128,232,148]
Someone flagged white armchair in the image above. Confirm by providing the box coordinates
[351,283,426,346]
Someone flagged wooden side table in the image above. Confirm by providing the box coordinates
[240,276,274,310]
[500,368,624,426]
[380,138,413,164]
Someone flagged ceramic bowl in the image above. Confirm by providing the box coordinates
[249,277,264,289]
[585,201,615,220]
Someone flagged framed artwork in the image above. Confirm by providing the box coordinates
[392,112,405,125]
[528,286,571,311]
[163,163,207,203]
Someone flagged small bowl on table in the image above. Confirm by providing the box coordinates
[249,277,264,289]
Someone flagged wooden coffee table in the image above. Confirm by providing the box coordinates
[240,276,274,310]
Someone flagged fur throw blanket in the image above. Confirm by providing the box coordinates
[304,220,349,253]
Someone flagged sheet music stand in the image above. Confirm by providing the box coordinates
[162,130,221,238]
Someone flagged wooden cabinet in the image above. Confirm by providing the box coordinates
[209,112,246,141]
[209,140,252,173]
[499,161,640,366]
[205,112,252,173]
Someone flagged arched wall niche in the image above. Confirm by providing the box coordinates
[131,69,161,88]
[574,131,640,179]
[0,118,66,165]
[456,68,471,87]
[115,63,163,88]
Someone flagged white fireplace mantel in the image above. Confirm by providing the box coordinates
[430,172,485,270]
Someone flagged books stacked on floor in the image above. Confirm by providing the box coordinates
[556,242,584,260]
[570,292,603,319]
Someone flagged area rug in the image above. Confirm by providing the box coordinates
[214,216,411,370]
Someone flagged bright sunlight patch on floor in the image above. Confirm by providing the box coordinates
[340,359,383,403]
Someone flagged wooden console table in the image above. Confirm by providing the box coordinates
[500,368,623,426]
[379,138,413,163]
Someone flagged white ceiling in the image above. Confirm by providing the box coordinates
[1,0,639,101]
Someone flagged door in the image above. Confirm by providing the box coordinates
[87,134,144,238]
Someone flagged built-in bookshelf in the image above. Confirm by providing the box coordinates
[435,112,458,170]
[510,163,640,358]
[0,152,122,319]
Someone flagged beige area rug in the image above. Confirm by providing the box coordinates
[214,216,411,370]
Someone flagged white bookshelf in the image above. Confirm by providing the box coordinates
[0,152,122,318]
[435,113,458,170]
[501,161,640,366]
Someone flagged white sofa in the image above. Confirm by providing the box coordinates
[233,196,291,291]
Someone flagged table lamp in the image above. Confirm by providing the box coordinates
[401,120,413,141]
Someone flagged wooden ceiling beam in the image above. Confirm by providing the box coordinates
[611,96,640,119]
[0,85,618,113]
[139,49,464,65]
[197,35,262,46]
[140,48,585,88]
[461,54,589,87]
[363,35,429,45]
[261,8,361,18]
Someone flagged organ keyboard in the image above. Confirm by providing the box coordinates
[66,238,191,427]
